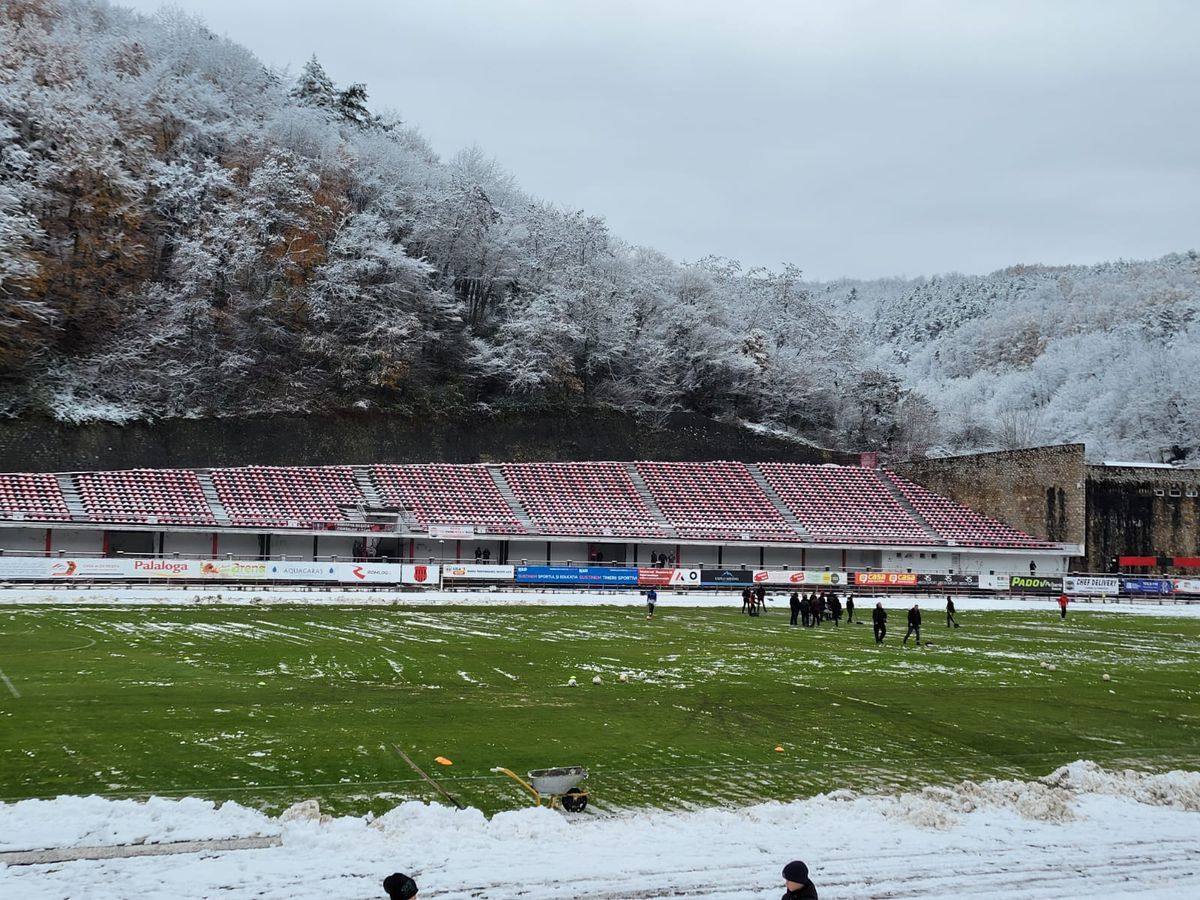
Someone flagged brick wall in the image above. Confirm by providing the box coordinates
[1086,465,1200,571]
[895,444,1087,546]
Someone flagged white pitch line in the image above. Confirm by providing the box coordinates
[0,666,20,698]
[843,694,888,708]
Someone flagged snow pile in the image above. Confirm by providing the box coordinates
[878,760,1200,831]
[0,795,272,852]
[879,775,1077,829]
[3,764,1200,898]
[1042,760,1200,811]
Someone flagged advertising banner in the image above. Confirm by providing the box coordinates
[1008,575,1063,592]
[402,564,440,585]
[853,572,918,587]
[51,558,134,578]
[0,555,435,584]
[196,560,270,580]
[637,568,676,586]
[427,525,475,539]
[0,557,51,578]
[266,561,334,581]
[1121,578,1174,595]
[1064,576,1119,595]
[443,564,515,581]
[671,568,702,587]
[637,568,703,587]
[129,559,200,578]
[983,574,1011,591]
[700,568,755,586]
[751,570,848,586]
[334,562,405,583]
[515,566,638,585]
[1173,579,1200,594]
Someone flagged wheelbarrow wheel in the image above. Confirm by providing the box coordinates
[561,788,588,812]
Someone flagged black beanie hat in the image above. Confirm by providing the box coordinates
[383,872,418,900]
[782,860,809,883]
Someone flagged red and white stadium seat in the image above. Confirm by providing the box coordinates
[501,462,667,537]
[210,466,362,528]
[636,461,798,541]
[77,469,215,525]
[760,463,937,545]
[0,473,71,521]
[371,464,525,534]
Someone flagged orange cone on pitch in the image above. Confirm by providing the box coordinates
[435,756,453,766]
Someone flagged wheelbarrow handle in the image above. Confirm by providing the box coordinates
[491,766,543,806]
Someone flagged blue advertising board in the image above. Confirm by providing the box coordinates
[515,566,638,585]
[1121,578,1174,594]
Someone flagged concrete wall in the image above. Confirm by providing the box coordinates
[1086,465,1200,571]
[678,545,718,566]
[47,529,103,554]
[0,410,854,473]
[215,532,261,557]
[882,549,954,572]
[719,545,760,566]
[270,534,314,558]
[803,549,844,570]
[845,549,881,570]
[314,536,356,559]
[0,527,48,553]
[896,444,1087,545]
[763,547,805,567]
[162,532,214,556]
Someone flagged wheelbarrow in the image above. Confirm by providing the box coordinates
[491,765,589,812]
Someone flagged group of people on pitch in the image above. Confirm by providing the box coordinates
[382,860,819,899]
[786,589,854,627]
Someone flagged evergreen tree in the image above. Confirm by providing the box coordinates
[291,55,338,112]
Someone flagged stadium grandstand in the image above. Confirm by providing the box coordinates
[0,460,1072,579]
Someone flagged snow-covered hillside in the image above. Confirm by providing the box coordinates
[1,1,1197,461]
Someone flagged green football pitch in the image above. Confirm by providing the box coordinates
[1,603,1197,817]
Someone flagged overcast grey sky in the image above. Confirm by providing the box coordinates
[123,0,1198,280]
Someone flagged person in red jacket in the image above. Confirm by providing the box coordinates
[1058,593,1069,619]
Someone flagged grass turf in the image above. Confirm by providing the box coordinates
[0,602,1198,817]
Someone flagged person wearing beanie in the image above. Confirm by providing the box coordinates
[383,872,418,900]
[782,859,818,899]
[872,601,888,644]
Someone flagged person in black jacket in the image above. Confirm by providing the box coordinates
[789,591,801,626]
[781,860,817,899]
[799,593,811,627]
[946,595,960,628]
[903,603,922,646]
[872,602,887,644]
[828,593,841,628]
[845,594,855,623]
[383,872,418,899]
